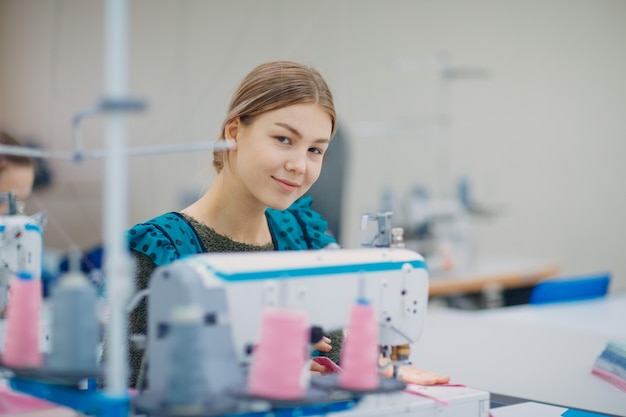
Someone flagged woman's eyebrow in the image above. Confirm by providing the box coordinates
[275,122,330,143]
[275,122,302,138]
[313,138,330,144]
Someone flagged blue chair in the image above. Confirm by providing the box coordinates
[529,271,611,304]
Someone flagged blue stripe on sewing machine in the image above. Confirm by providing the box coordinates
[0,222,43,234]
[209,259,428,282]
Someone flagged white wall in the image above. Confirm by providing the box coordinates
[1,0,625,291]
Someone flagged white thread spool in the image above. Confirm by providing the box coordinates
[166,304,207,414]
[48,268,99,372]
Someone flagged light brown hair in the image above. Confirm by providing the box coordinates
[0,132,35,171]
[213,61,336,172]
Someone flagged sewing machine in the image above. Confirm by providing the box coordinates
[0,193,46,318]
[138,248,490,417]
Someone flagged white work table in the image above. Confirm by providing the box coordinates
[413,292,626,416]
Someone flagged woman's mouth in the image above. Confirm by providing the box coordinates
[273,177,300,193]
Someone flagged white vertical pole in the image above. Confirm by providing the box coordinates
[436,52,452,200]
[104,0,132,397]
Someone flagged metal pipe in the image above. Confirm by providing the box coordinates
[103,0,131,397]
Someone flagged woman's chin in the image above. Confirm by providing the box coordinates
[266,196,298,211]
[268,202,292,211]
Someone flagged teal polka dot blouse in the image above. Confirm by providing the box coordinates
[127,196,337,266]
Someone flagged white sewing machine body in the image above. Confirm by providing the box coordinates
[0,213,45,312]
[145,248,490,417]
[0,213,44,278]
[0,213,48,354]
[176,248,426,353]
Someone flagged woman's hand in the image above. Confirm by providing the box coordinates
[395,365,451,385]
[309,336,333,374]
[312,336,332,353]
[379,356,450,385]
[310,360,331,375]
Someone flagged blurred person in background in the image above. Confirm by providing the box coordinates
[0,131,35,214]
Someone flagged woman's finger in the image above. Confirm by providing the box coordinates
[310,360,330,374]
[312,337,332,352]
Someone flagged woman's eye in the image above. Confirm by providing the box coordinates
[276,136,291,144]
[309,147,324,155]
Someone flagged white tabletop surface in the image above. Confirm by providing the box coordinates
[413,292,626,416]
[472,291,626,337]
[490,401,568,417]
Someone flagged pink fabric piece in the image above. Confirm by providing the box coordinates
[312,356,343,373]
[592,367,626,392]
[405,384,450,406]
[0,385,58,413]
[405,383,495,417]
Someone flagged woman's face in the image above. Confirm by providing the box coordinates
[227,103,332,211]
[0,163,35,214]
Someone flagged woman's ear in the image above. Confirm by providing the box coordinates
[224,117,241,151]
[224,118,240,150]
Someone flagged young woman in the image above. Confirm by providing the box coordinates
[0,132,35,214]
[126,61,449,388]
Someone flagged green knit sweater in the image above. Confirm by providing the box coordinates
[127,214,273,388]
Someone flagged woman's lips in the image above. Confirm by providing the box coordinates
[273,177,300,193]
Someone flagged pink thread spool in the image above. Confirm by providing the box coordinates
[2,272,42,368]
[247,307,309,400]
[339,299,380,391]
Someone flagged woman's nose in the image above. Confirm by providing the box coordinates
[285,151,307,173]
